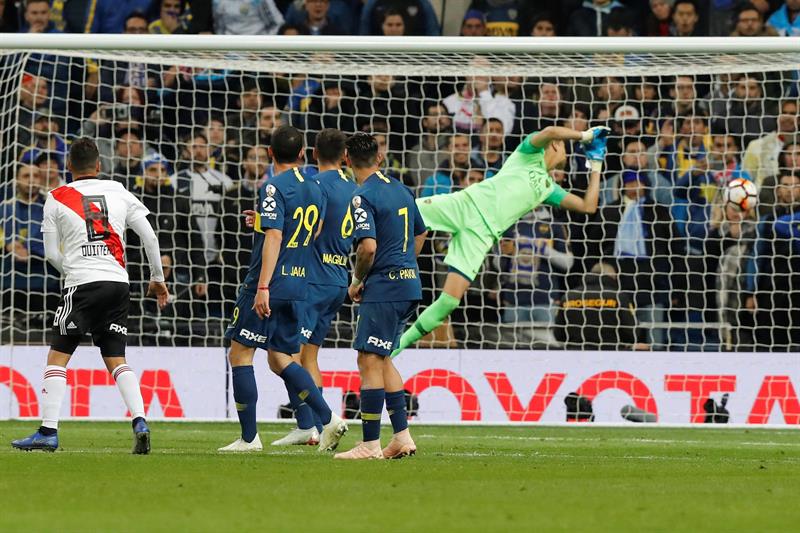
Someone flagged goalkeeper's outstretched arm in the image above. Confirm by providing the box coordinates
[553,125,610,215]
[530,126,603,149]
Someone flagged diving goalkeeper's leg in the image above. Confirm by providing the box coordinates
[391,272,470,356]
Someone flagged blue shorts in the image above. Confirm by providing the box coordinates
[301,283,348,346]
[224,291,303,354]
[353,300,418,356]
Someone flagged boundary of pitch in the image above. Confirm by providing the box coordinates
[5,418,798,430]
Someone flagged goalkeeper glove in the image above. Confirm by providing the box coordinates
[583,128,609,173]
[580,126,611,144]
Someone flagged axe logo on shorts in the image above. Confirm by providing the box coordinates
[109,323,128,335]
[240,328,267,343]
[301,327,312,339]
[367,336,392,350]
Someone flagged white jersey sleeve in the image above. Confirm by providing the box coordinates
[41,193,58,233]
[125,189,150,226]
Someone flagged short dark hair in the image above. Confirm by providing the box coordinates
[125,11,148,28]
[738,2,762,18]
[25,0,49,11]
[674,0,697,12]
[315,129,347,165]
[68,137,99,173]
[345,133,379,169]
[607,8,632,32]
[271,125,304,163]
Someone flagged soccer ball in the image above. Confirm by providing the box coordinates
[724,178,758,212]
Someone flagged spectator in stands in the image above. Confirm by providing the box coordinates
[707,197,758,350]
[645,0,673,36]
[567,0,626,37]
[586,169,676,346]
[293,0,351,35]
[468,0,523,36]
[747,170,800,350]
[555,262,645,351]
[767,0,800,35]
[517,79,562,139]
[285,0,355,35]
[370,121,411,186]
[351,74,418,152]
[111,130,146,189]
[0,0,19,32]
[743,98,800,186]
[450,69,515,136]
[670,0,701,36]
[48,0,151,33]
[360,0,439,36]
[306,79,355,141]
[149,0,188,34]
[406,102,452,187]
[34,152,64,192]
[603,139,671,207]
[380,8,406,36]
[213,0,285,35]
[1,164,53,302]
[591,76,626,123]
[652,114,712,181]
[461,9,486,36]
[124,10,150,34]
[498,203,573,332]
[21,0,58,33]
[22,113,68,169]
[732,2,779,35]
[226,78,262,147]
[174,131,235,314]
[529,12,557,36]
[472,117,506,178]
[419,133,472,197]
[727,74,778,147]
[606,7,636,36]
[668,75,707,118]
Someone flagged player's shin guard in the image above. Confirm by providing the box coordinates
[385,390,408,434]
[285,382,315,430]
[360,388,385,442]
[232,365,259,443]
[41,365,67,432]
[112,364,146,420]
[312,387,324,433]
[280,362,332,425]
[393,293,460,356]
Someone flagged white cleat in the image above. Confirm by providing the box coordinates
[318,412,348,452]
[271,427,320,446]
[334,440,383,460]
[217,434,263,452]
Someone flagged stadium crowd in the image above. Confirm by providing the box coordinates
[3,0,800,352]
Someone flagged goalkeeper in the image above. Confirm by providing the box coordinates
[391,125,610,357]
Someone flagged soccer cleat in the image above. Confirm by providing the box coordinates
[381,429,417,459]
[132,418,151,455]
[334,440,383,460]
[271,427,320,446]
[11,430,58,452]
[218,434,263,452]
[318,412,348,452]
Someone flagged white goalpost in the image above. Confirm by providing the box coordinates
[1,35,799,426]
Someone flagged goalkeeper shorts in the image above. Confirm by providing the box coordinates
[416,191,495,281]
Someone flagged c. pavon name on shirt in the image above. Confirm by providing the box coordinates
[81,243,112,257]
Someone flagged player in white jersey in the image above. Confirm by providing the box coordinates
[11,138,169,454]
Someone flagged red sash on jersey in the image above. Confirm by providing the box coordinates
[52,186,126,268]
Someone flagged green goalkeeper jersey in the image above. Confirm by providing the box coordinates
[463,133,566,239]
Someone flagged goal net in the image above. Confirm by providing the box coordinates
[2,36,800,424]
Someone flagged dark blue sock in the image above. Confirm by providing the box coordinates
[280,363,332,425]
[312,387,324,433]
[385,390,408,433]
[360,388,385,442]
[285,382,315,430]
[232,365,258,442]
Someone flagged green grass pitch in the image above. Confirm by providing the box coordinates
[0,421,797,532]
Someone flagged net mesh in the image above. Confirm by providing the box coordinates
[2,45,800,357]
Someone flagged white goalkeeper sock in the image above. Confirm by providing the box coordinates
[112,364,146,419]
[41,365,67,430]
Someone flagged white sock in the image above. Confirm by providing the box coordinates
[41,365,67,430]
[112,364,146,419]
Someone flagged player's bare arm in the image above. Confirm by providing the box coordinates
[414,230,428,256]
[349,237,376,303]
[254,228,282,319]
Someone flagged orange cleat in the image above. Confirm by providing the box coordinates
[333,440,383,460]
[381,429,416,459]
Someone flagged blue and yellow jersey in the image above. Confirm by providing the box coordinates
[242,167,322,301]
[308,169,357,287]
[352,171,426,303]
